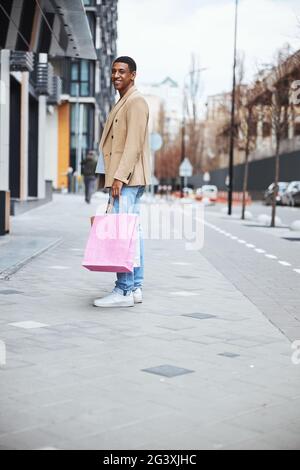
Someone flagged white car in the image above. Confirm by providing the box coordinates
[281,181,300,206]
[196,185,218,202]
[182,187,194,197]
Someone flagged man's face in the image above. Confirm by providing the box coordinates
[111,62,135,92]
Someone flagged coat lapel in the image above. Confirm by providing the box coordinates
[100,86,138,148]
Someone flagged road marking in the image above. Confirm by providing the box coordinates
[203,218,299,275]
[49,266,70,270]
[9,321,49,329]
[172,262,192,266]
[170,291,201,297]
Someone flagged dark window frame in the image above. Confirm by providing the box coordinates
[70,60,94,97]
[70,103,95,171]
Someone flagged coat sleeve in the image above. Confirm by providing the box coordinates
[114,97,149,184]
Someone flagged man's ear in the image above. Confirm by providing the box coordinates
[131,71,136,81]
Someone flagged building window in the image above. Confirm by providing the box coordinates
[262,122,271,138]
[86,12,96,44]
[70,104,95,172]
[70,60,92,97]
[295,123,300,136]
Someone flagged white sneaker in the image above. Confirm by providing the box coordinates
[133,288,143,304]
[93,289,134,308]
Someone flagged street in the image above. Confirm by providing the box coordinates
[202,201,300,341]
[0,193,300,450]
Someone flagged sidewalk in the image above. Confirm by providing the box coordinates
[0,193,300,450]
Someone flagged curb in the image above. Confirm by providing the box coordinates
[0,238,63,280]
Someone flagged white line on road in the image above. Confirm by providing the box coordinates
[203,219,298,274]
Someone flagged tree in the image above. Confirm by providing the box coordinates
[184,54,204,173]
[264,45,295,227]
[155,103,181,182]
[241,96,256,220]
[232,52,256,220]
[237,85,258,220]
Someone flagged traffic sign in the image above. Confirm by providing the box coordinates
[179,158,193,177]
[150,133,163,152]
[151,175,159,185]
[203,171,210,182]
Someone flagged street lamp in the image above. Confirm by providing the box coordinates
[181,67,207,195]
[228,0,239,215]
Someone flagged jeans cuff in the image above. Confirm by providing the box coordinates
[114,287,132,296]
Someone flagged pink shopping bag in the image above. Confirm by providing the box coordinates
[82,213,139,272]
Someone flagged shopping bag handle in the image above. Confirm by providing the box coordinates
[106,194,126,214]
[90,195,117,225]
[106,196,114,214]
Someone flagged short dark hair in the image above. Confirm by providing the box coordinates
[113,56,137,72]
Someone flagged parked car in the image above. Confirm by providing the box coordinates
[195,185,218,202]
[281,181,300,206]
[292,189,300,206]
[263,182,288,206]
[182,187,194,197]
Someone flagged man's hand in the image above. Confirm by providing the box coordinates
[111,179,124,198]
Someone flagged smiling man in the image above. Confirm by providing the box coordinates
[94,56,151,308]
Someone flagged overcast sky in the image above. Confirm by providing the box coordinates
[118,0,300,103]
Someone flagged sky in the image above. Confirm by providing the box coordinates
[117,0,300,105]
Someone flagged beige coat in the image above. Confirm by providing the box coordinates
[98,86,151,188]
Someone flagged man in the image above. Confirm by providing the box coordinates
[94,56,151,308]
[81,151,97,203]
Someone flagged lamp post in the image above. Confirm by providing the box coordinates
[181,67,207,196]
[228,0,239,215]
[181,92,187,196]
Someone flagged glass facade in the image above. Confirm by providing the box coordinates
[70,60,94,97]
[55,0,117,181]
[70,104,94,172]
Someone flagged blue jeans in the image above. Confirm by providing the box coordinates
[109,185,145,294]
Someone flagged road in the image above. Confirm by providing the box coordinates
[201,201,300,341]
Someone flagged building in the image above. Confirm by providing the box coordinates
[52,0,118,189]
[0,0,118,235]
[140,77,182,139]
